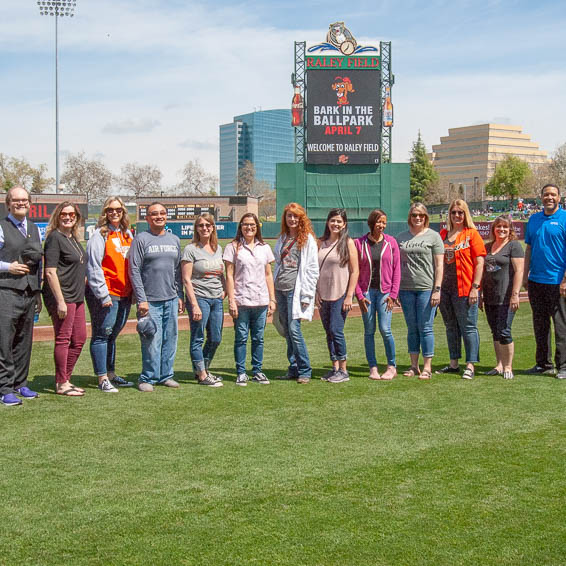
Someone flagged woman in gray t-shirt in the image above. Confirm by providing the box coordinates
[480,215,524,380]
[396,203,444,380]
[181,213,225,387]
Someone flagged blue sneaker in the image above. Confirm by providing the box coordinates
[16,386,39,399]
[1,393,22,406]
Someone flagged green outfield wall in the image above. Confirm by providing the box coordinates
[275,162,410,223]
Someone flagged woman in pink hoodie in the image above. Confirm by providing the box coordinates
[355,209,401,380]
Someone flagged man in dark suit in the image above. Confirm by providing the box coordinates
[0,186,43,406]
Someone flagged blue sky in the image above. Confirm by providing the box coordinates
[2,0,565,187]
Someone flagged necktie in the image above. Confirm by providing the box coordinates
[18,222,27,237]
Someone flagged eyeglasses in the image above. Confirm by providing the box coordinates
[411,213,425,218]
[149,211,166,217]
[11,199,29,204]
[196,223,212,230]
[451,210,465,216]
[106,207,123,214]
[242,223,257,228]
[60,212,76,219]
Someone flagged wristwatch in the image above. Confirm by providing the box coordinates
[472,283,480,289]
[434,286,441,292]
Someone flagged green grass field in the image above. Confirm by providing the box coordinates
[3,305,566,565]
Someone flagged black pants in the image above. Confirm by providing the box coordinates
[0,288,36,395]
[528,281,566,371]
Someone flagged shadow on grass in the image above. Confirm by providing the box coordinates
[32,374,97,394]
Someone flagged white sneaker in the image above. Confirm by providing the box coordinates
[252,372,270,385]
[98,378,118,393]
[236,373,249,387]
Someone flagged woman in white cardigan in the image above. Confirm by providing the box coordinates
[274,203,319,384]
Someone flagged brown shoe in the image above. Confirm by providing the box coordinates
[297,377,310,384]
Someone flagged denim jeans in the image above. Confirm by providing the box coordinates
[188,296,223,373]
[86,287,131,376]
[319,295,347,361]
[275,289,311,378]
[139,298,179,384]
[484,303,515,345]
[399,290,436,358]
[439,288,480,363]
[361,288,396,367]
[234,306,268,375]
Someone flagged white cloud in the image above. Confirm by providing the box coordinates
[2,0,566,189]
[178,139,217,151]
[102,118,161,134]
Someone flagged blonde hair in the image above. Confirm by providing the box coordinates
[97,196,130,239]
[192,213,218,252]
[447,199,476,230]
[407,203,430,228]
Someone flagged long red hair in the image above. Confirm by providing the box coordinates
[279,202,314,249]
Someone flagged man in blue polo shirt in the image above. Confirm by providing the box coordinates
[523,184,566,379]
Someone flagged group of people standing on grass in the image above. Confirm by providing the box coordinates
[0,183,565,405]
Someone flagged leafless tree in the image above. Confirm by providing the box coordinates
[237,160,256,196]
[118,162,162,200]
[177,159,218,195]
[60,152,113,204]
[548,142,566,189]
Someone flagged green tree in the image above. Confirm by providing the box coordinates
[0,153,53,193]
[409,132,438,203]
[485,155,532,201]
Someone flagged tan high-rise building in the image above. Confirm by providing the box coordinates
[430,124,548,200]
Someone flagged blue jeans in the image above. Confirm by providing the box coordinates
[439,288,480,363]
[234,306,268,375]
[319,295,347,361]
[86,287,131,376]
[188,297,223,373]
[139,298,179,384]
[399,290,436,358]
[484,303,515,345]
[361,288,396,367]
[275,289,311,378]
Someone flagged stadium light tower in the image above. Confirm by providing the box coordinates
[37,1,77,193]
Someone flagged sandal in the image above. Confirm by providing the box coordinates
[503,370,514,380]
[418,370,431,380]
[56,386,84,397]
[403,367,420,377]
[485,368,502,376]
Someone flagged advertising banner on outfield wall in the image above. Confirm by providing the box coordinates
[438,222,526,240]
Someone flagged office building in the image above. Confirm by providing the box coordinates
[430,124,548,200]
[219,109,294,195]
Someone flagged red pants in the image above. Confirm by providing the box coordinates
[50,302,87,384]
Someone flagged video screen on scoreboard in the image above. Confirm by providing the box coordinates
[306,69,381,165]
